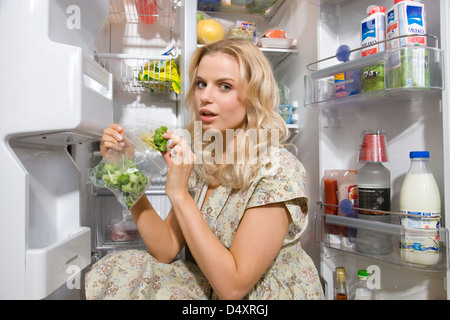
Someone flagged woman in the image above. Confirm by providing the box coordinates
[85,39,323,300]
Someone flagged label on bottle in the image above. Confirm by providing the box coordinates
[358,187,390,214]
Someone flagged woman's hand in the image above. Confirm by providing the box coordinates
[99,124,134,159]
[100,123,124,157]
[162,130,196,202]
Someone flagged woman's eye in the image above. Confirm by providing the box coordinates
[220,84,231,91]
[196,81,206,89]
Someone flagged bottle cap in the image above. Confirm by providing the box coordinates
[367,5,386,15]
[357,269,370,280]
[336,267,346,280]
[358,129,388,162]
[410,151,430,159]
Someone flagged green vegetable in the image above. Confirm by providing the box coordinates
[154,126,168,152]
[93,158,148,209]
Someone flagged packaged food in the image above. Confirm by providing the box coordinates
[262,28,287,39]
[197,0,221,11]
[134,0,158,25]
[137,59,181,94]
[108,219,140,242]
[227,20,256,42]
[323,170,358,237]
[89,128,168,209]
[278,105,292,124]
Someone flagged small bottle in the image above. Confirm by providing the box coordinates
[356,129,393,255]
[399,151,441,265]
[335,267,348,300]
[351,270,375,300]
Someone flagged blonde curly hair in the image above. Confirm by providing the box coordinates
[185,39,290,189]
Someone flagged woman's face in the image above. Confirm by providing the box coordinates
[194,52,247,134]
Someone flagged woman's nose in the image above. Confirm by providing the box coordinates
[200,87,213,103]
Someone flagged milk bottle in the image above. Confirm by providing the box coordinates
[399,151,441,265]
[386,0,426,49]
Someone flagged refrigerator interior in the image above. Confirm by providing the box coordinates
[88,0,314,256]
[87,0,198,258]
[1,0,448,300]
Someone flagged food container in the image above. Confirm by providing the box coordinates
[258,38,294,49]
[227,21,256,42]
[197,0,221,11]
[278,104,292,124]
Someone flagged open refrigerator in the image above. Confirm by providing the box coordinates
[0,0,449,300]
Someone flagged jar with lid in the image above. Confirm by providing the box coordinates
[399,151,441,265]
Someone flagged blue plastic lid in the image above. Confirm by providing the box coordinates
[410,151,430,158]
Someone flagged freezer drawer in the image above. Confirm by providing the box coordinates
[25,227,91,300]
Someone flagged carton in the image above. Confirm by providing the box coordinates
[361,6,386,93]
[386,0,426,49]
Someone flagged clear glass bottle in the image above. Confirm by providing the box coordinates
[356,129,392,255]
[351,270,375,300]
[399,151,441,265]
[335,267,347,300]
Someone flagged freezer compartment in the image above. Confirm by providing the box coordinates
[305,46,444,109]
[7,132,97,299]
[108,0,160,25]
[91,178,170,251]
[92,189,146,250]
[315,212,450,272]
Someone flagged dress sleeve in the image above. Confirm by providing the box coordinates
[245,148,309,243]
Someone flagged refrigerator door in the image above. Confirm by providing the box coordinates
[0,0,111,299]
[307,0,449,299]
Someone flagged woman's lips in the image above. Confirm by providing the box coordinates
[200,109,218,122]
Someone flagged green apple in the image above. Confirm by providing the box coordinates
[197,11,204,22]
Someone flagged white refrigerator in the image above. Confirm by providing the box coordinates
[0,0,448,300]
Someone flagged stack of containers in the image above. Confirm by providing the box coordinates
[359,1,428,92]
[386,0,429,89]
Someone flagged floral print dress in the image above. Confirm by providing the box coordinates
[85,147,324,300]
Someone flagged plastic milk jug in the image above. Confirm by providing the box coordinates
[399,151,441,265]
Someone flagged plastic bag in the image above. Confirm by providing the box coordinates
[89,129,167,209]
[137,59,181,94]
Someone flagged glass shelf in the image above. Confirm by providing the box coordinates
[315,211,450,272]
[304,46,444,109]
[198,0,284,18]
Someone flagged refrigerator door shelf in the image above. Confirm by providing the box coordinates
[25,227,91,300]
[304,46,444,109]
[315,212,450,272]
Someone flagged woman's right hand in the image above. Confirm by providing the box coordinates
[99,123,125,157]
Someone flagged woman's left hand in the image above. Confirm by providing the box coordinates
[162,130,196,202]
